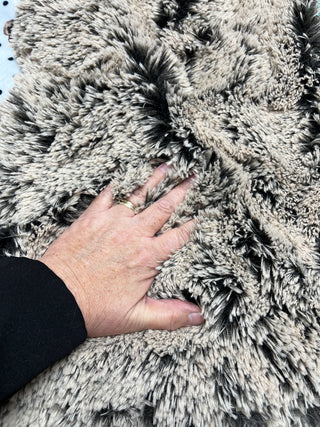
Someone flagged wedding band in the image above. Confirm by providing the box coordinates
[117,199,137,213]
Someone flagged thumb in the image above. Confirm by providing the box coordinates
[132,297,204,331]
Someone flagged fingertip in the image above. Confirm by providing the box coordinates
[184,302,201,312]
[139,298,204,331]
[187,312,205,326]
[170,301,205,329]
[100,183,113,196]
[151,162,170,183]
[181,302,204,325]
[92,184,114,210]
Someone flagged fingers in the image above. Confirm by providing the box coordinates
[132,297,204,331]
[82,163,170,218]
[128,163,169,207]
[135,176,195,235]
[82,184,114,215]
[83,165,194,226]
[116,164,169,217]
[153,219,195,262]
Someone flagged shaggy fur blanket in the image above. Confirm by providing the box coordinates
[1,0,320,425]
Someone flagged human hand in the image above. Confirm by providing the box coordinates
[39,164,204,337]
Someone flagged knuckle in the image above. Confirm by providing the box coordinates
[114,228,129,244]
[168,312,180,331]
[128,245,153,269]
[177,225,191,242]
[157,198,174,214]
[77,214,95,232]
[137,248,152,266]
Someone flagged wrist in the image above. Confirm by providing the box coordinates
[38,254,90,332]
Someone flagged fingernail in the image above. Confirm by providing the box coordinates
[188,312,204,326]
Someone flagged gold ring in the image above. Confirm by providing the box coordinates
[117,199,137,213]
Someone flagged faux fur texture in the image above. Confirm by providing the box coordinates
[1,0,320,425]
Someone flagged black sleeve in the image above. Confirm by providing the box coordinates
[0,256,87,404]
